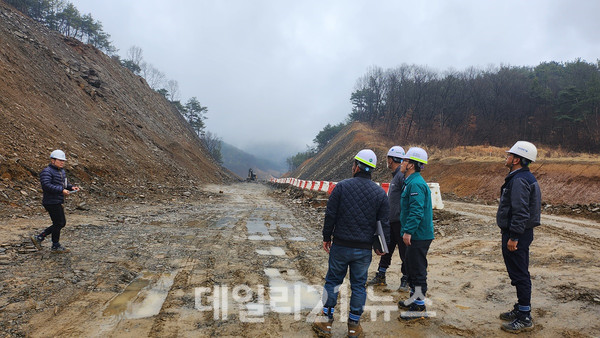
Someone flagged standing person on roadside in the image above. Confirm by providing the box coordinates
[31,150,79,253]
[367,146,410,291]
[312,149,390,338]
[396,147,434,320]
[497,141,541,333]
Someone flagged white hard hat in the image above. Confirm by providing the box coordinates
[50,149,67,161]
[402,147,428,164]
[354,149,377,168]
[387,146,405,159]
[507,141,537,162]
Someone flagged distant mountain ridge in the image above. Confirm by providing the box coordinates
[221,142,286,180]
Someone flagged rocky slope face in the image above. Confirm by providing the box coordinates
[0,2,233,215]
[291,122,392,183]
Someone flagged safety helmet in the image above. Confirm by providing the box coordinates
[507,141,537,162]
[50,149,67,161]
[387,146,405,159]
[354,149,377,168]
[402,147,428,164]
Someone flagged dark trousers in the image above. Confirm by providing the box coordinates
[502,229,534,307]
[378,221,407,275]
[41,204,66,244]
[405,239,432,299]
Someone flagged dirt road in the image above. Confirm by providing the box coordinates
[1,183,599,337]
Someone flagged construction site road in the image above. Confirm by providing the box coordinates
[1,183,599,337]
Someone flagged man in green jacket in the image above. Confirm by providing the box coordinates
[397,147,434,320]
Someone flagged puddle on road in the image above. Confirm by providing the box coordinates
[277,223,293,228]
[212,216,237,229]
[256,247,286,256]
[246,219,270,235]
[263,268,321,312]
[103,271,177,319]
[248,235,275,241]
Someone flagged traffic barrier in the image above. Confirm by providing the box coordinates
[381,183,389,194]
[327,182,337,194]
[270,176,444,210]
[428,183,444,209]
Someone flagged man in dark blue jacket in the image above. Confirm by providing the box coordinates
[497,141,541,333]
[312,149,390,338]
[31,150,79,253]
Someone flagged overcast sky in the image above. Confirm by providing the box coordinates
[70,0,600,163]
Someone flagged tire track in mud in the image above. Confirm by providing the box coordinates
[444,201,600,249]
[181,183,327,336]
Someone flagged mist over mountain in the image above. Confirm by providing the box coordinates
[221,142,287,180]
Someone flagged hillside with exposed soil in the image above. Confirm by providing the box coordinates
[0,2,234,216]
[292,122,600,211]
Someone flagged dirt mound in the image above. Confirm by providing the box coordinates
[0,3,234,215]
[292,122,600,210]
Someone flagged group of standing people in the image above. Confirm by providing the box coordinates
[313,141,541,337]
[30,144,541,336]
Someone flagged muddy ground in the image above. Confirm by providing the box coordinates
[0,183,599,337]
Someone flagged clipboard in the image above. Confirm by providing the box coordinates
[373,220,389,254]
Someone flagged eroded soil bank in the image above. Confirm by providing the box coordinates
[0,183,598,337]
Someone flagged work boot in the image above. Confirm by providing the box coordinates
[347,321,364,338]
[397,298,413,310]
[399,303,428,320]
[366,271,386,286]
[501,313,534,333]
[312,313,333,337]
[397,275,409,292]
[30,235,43,251]
[499,303,519,321]
[51,243,70,254]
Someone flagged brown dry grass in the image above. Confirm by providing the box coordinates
[425,145,600,163]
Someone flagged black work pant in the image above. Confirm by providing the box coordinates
[502,228,534,307]
[41,204,66,244]
[405,239,432,299]
[378,221,407,276]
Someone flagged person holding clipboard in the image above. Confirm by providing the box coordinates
[367,146,409,291]
[312,149,390,338]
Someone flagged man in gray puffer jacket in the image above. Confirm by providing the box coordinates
[496,141,541,334]
[313,149,389,338]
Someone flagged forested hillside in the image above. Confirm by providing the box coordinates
[348,61,600,151]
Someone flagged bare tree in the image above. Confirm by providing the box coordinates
[200,131,223,164]
[140,62,166,90]
[126,45,144,69]
[166,80,180,102]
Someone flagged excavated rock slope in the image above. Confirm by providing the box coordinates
[0,3,234,214]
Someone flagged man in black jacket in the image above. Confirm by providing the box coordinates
[367,146,408,290]
[496,141,541,333]
[31,150,79,253]
[312,149,390,338]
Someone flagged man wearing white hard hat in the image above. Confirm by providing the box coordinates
[496,141,541,333]
[31,150,80,253]
[313,149,390,338]
[367,146,409,291]
[396,147,434,320]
